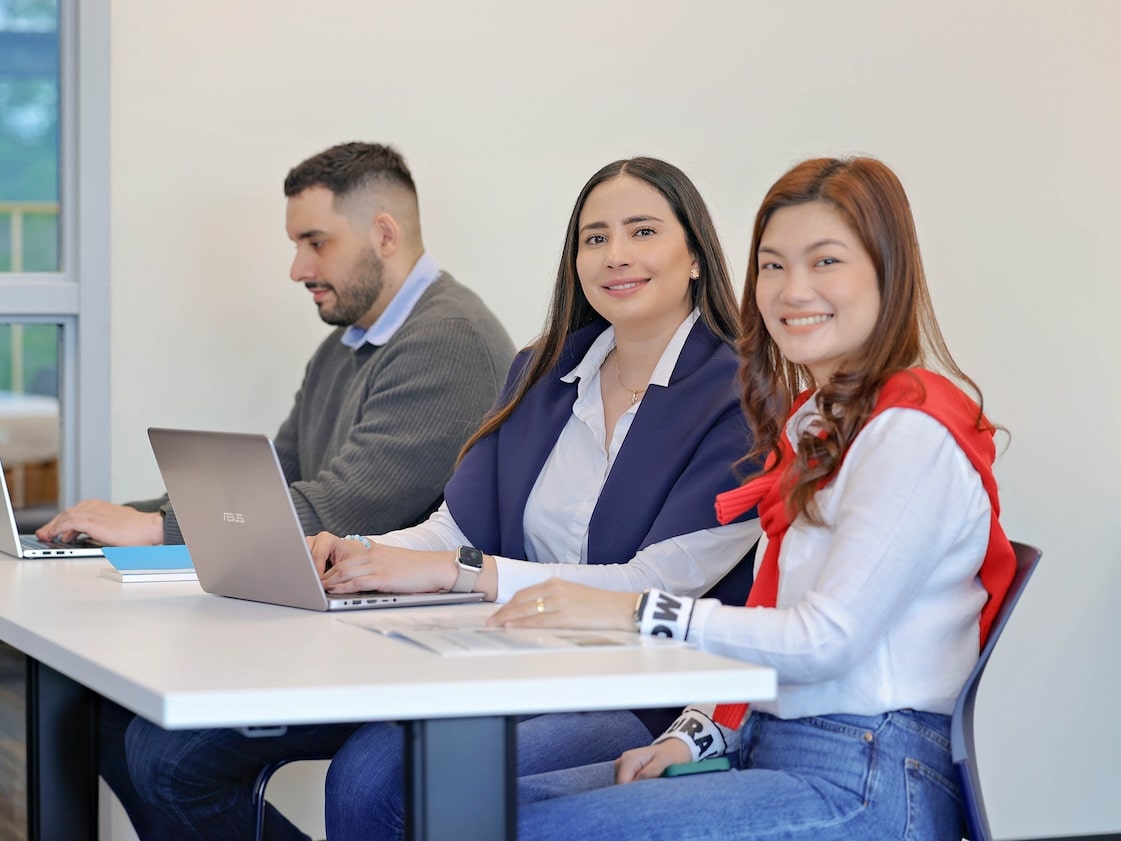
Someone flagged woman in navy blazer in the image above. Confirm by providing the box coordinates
[315,157,763,841]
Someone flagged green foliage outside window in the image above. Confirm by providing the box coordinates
[1,0,61,397]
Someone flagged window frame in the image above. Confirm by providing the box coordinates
[0,0,110,504]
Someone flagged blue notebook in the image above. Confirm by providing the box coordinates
[100,545,198,582]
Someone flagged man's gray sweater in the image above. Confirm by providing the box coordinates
[139,273,515,543]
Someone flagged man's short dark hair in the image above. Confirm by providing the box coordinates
[283,142,416,200]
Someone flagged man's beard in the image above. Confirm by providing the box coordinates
[315,247,385,326]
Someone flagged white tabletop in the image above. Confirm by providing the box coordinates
[0,556,776,729]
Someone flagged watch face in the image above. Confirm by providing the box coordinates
[458,546,483,569]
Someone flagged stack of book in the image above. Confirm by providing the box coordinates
[100,544,198,583]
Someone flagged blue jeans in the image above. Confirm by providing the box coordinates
[125,717,363,841]
[517,710,965,841]
[325,710,654,841]
[100,699,158,839]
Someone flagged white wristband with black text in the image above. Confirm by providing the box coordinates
[636,588,695,640]
[655,707,727,761]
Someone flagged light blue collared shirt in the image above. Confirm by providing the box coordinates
[340,252,441,349]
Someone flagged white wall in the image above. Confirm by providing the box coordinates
[106,1,1121,838]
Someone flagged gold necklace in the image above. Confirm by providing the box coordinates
[613,353,647,405]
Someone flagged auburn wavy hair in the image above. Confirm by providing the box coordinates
[739,157,986,523]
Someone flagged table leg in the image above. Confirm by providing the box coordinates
[405,716,516,841]
[25,657,97,841]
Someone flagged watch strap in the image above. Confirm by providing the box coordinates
[451,546,483,593]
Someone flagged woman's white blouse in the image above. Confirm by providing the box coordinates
[688,399,993,720]
[374,311,761,603]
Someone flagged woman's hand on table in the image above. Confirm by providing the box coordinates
[487,579,637,631]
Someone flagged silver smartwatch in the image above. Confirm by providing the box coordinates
[451,546,484,593]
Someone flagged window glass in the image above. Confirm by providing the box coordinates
[0,0,60,274]
[0,322,60,514]
[0,1,62,516]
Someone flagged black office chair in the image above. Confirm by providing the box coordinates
[951,540,1041,841]
[252,755,331,841]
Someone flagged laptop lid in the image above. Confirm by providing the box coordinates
[146,427,482,611]
[0,457,104,558]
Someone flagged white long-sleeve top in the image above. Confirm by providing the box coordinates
[682,397,992,727]
[373,312,761,603]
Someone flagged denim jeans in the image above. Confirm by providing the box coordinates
[325,710,654,841]
[100,698,158,838]
[516,710,965,841]
[124,716,362,841]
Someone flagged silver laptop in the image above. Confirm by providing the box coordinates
[147,427,483,612]
[0,458,104,558]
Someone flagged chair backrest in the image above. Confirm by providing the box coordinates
[951,540,1042,841]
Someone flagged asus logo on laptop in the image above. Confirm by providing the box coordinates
[222,512,246,524]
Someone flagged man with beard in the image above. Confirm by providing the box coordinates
[42,142,516,841]
[37,141,515,546]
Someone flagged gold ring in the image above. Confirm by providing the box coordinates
[536,597,545,614]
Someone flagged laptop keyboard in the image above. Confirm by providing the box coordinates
[21,534,98,550]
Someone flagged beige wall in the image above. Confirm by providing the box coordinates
[106,1,1121,837]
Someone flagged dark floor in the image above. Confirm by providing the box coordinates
[0,641,26,841]
[2,509,52,840]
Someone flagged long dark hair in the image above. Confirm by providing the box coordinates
[459,157,740,460]
[739,157,986,522]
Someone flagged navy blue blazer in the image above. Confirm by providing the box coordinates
[445,317,757,583]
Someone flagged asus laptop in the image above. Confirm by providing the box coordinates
[0,458,104,558]
[147,427,483,612]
